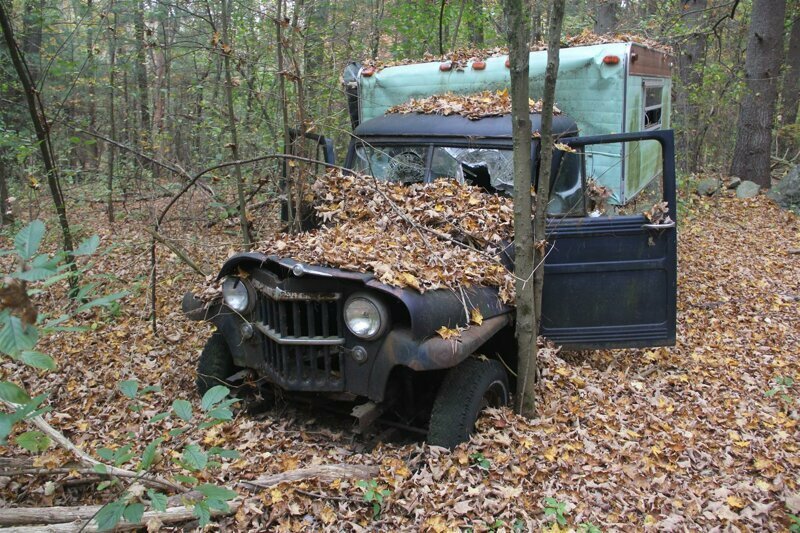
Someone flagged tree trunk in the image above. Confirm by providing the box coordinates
[134,1,151,147]
[0,2,76,285]
[86,0,98,168]
[467,0,483,46]
[21,0,43,83]
[503,0,535,416]
[781,9,800,126]
[533,0,565,328]
[107,0,117,223]
[593,0,618,34]
[222,0,250,250]
[530,1,544,44]
[730,0,787,188]
[676,0,708,173]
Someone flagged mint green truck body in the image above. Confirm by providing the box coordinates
[350,42,673,205]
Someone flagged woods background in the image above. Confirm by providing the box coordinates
[1,0,798,232]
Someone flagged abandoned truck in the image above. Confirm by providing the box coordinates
[182,42,677,447]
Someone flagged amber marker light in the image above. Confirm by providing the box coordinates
[439,62,452,72]
[362,67,375,77]
[472,60,486,70]
[602,55,621,65]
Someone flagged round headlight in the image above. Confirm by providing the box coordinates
[222,277,251,313]
[344,295,388,339]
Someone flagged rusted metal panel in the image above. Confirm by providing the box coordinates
[629,44,673,78]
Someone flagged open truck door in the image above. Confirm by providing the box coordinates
[541,129,677,349]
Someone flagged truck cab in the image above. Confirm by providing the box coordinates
[183,45,677,447]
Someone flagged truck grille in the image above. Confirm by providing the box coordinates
[254,295,346,391]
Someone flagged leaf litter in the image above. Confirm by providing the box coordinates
[258,170,520,302]
[0,186,797,531]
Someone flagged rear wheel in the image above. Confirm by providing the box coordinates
[196,332,239,396]
[427,358,509,448]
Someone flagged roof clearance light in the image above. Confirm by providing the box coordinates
[472,60,486,70]
[439,62,452,72]
[504,58,511,68]
[603,55,621,65]
[362,67,375,77]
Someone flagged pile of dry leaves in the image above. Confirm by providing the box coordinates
[387,90,560,121]
[260,171,519,301]
[566,28,673,54]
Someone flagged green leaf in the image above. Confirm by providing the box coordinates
[19,351,57,370]
[168,426,189,437]
[15,430,50,452]
[97,447,116,461]
[201,385,230,411]
[74,291,129,314]
[172,399,193,421]
[12,266,58,282]
[0,314,39,357]
[174,474,198,484]
[140,437,164,471]
[140,385,161,395]
[97,480,113,491]
[207,407,232,421]
[205,497,230,512]
[93,463,108,474]
[122,503,145,524]
[182,444,208,471]
[0,381,31,404]
[0,413,15,444]
[74,235,100,256]
[95,500,126,531]
[208,447,240,459]
[196,483,237,501]
[149,412,170,423]
[118,380,139,399]
[14,220,45,261]
[147,489,168,512]
[193,500,211,527]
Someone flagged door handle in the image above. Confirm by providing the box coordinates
[641,221,676,230]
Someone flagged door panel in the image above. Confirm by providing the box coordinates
[541,130,677,349]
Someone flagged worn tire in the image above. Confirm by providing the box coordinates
[196,332,238,396]
[428,358,509,448]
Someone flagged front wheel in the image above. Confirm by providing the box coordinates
[196,332,240,396]
[427,358,509,448]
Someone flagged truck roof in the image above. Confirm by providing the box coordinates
[353,112,579,140]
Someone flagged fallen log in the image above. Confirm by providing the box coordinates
[0,501,241,532]
[0,491,205,527]
[240,463,380,490]
[1,400,185,493]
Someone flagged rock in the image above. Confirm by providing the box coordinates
[736,180,761,198]
[768,164,800,209]
[726,177,742,189]
[695,178,720,196]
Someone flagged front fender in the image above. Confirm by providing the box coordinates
[367,313,511,400]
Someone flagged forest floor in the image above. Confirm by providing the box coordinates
[1,185,799,531]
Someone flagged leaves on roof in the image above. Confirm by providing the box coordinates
[386,90,561,120]
[361,32,670,72]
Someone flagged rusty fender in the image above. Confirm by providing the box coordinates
[367,313,510,400]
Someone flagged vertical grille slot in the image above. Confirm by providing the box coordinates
[253,289,344,391]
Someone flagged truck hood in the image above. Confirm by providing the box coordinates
[216,252,512,338]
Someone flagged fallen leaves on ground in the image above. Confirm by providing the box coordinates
[0,186,798,531]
